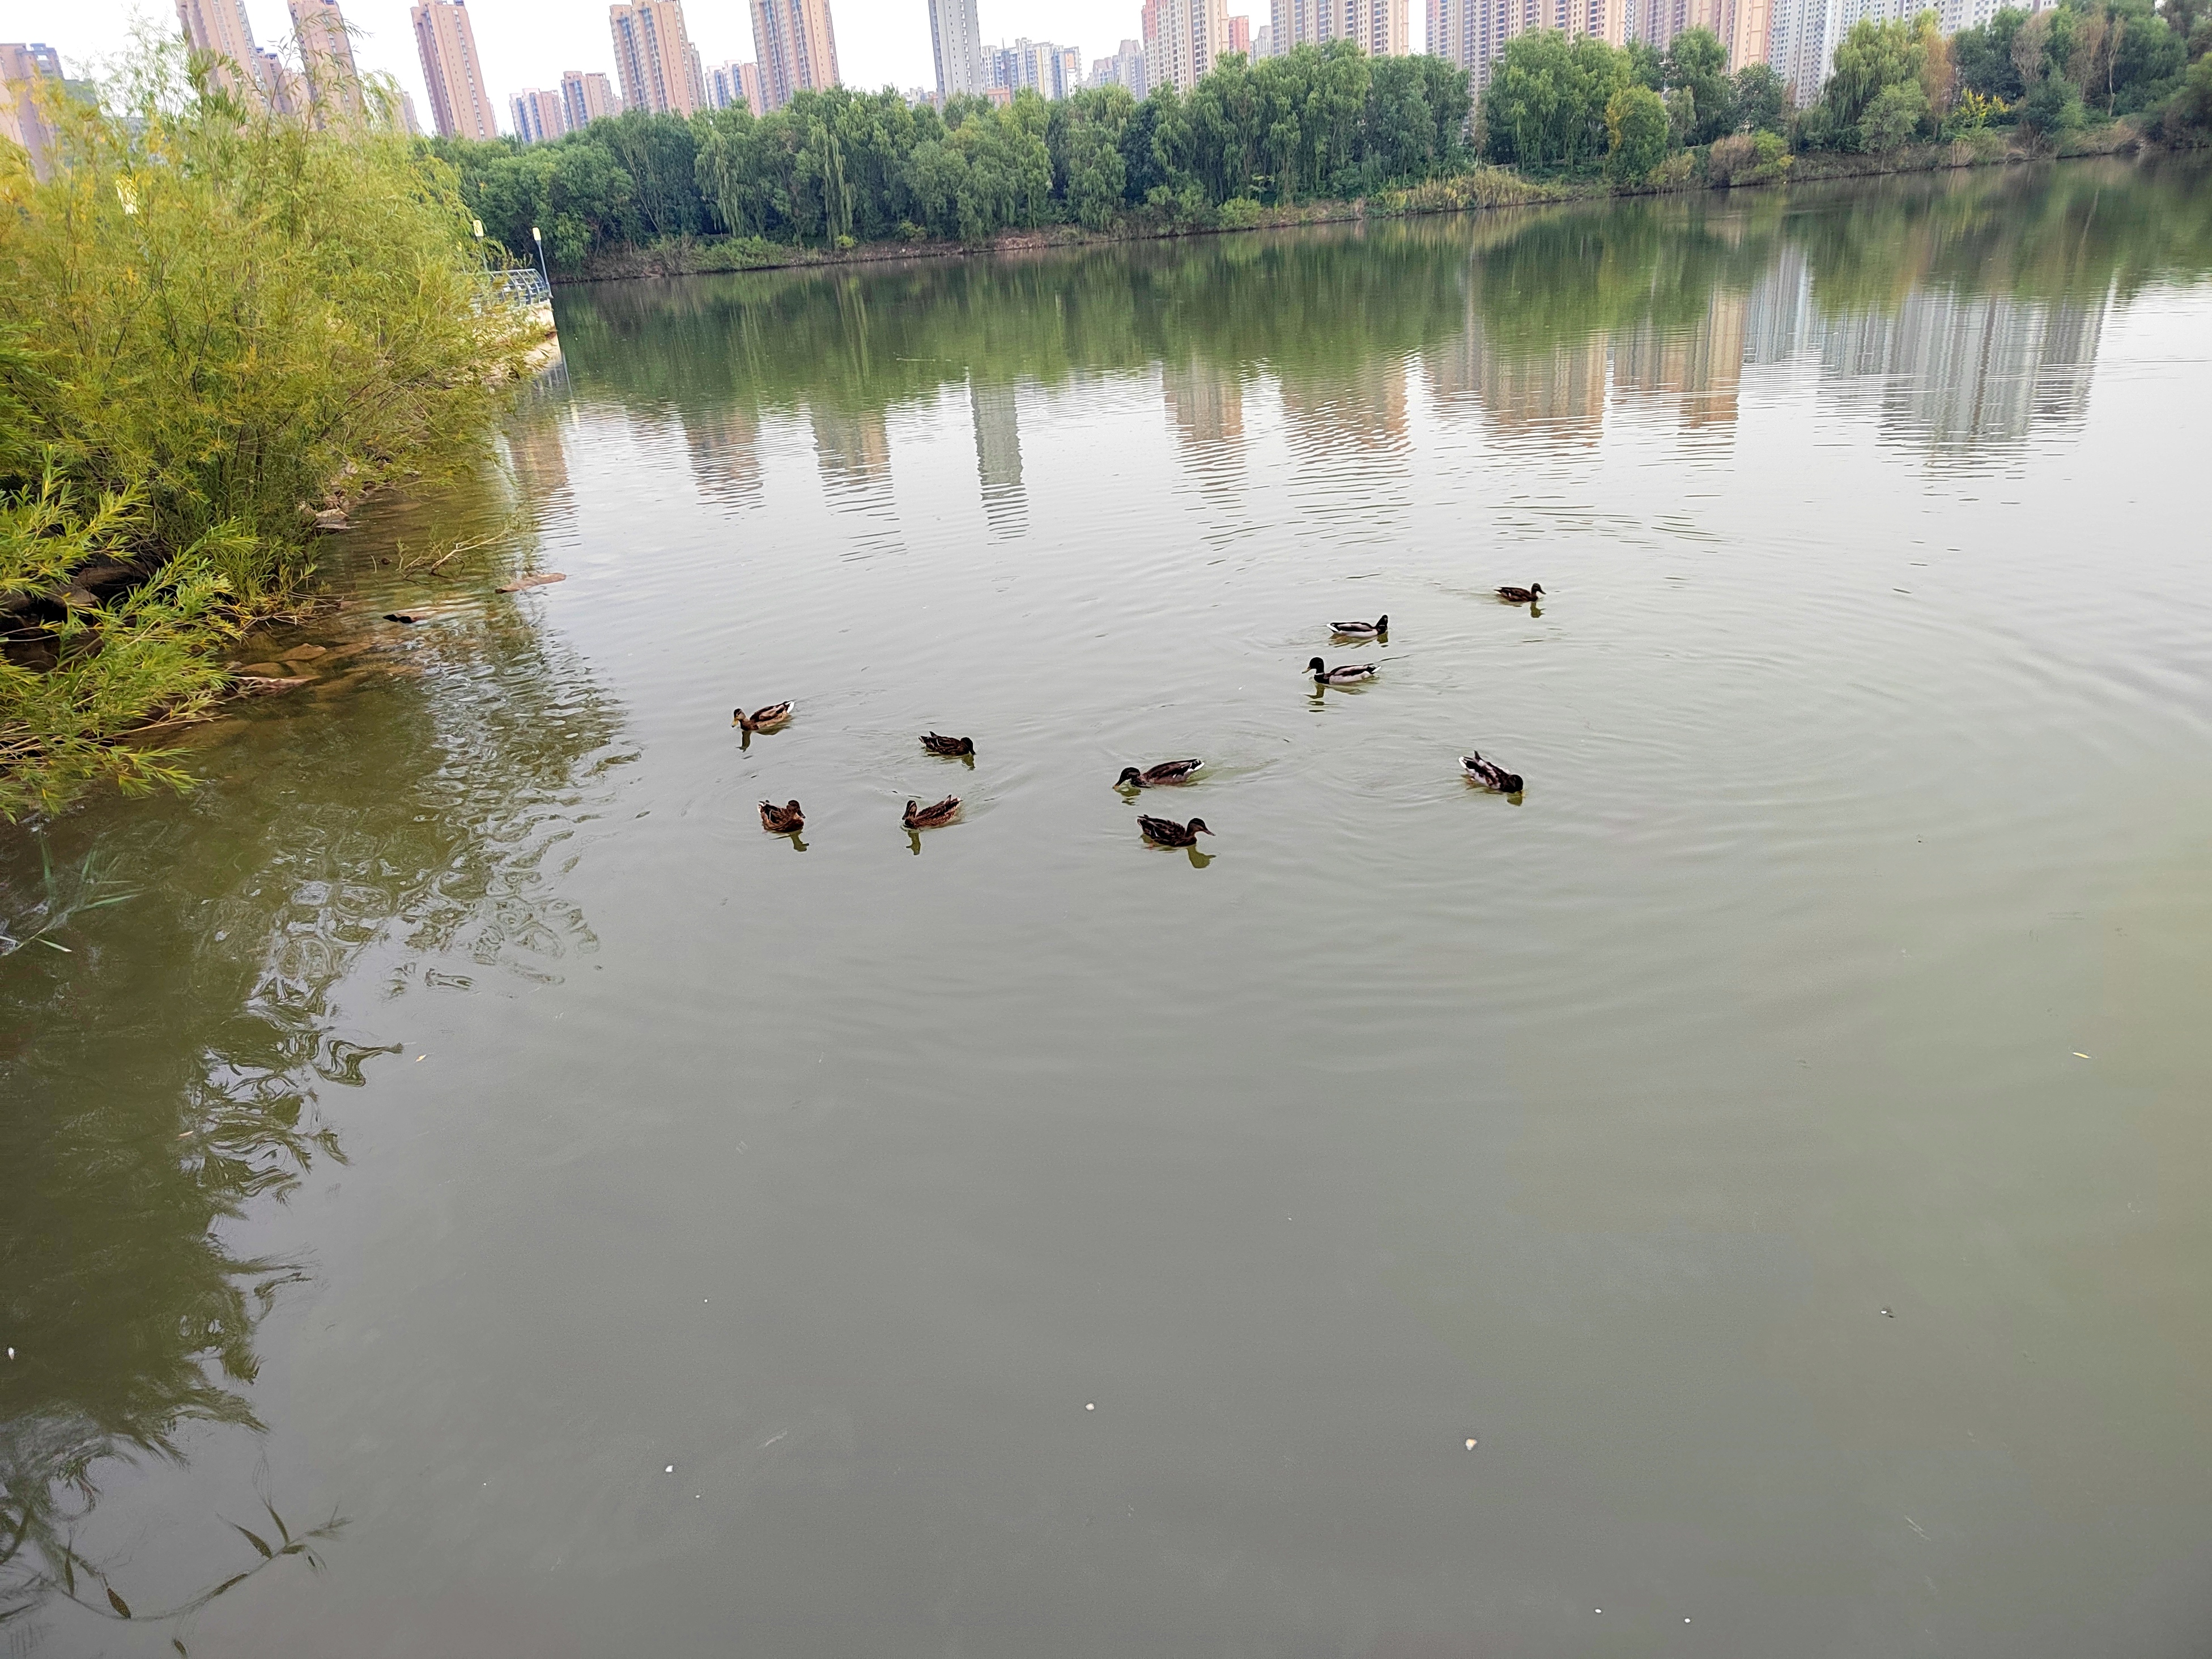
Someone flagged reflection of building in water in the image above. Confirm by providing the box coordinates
[810,405,891,498]
[1278,358,1410,460]
[1812,289,2103,453]
[968,377,1025,534]
[1611,287,1748,429]
[501,412,572,503]
[1749,246,2103,453]
[1425,318,1607,443]
[682,406,763,512]
[1163,356,1245,449]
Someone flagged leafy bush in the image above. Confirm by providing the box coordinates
[0,41,537,816]
[1863,79,1932,149]
[1605,84,1670,180]
[1705,130,1792,184]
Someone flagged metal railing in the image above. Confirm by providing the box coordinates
[490,266,552,307]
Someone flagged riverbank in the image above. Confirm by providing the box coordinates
[559,122,2162,285]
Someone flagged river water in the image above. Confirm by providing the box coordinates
[6,158,2212,1657]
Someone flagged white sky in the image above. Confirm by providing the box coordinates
[0,0,1332,135]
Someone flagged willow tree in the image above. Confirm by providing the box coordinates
[0,41,539,818]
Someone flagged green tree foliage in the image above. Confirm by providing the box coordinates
[1862,78,1933,147]
[1662,28,1738,142]
[1482,31,1637,171]
[445,44,1471,265]
[0,42,537,817]
[1822,11,1944,136]
[1946,0,2191,126]
[1733,62,1790,133]
[1605,84,1671,178]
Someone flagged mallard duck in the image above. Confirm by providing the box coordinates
[759,799,805,833]
[1461,752,1524,793]
[1308,657,1377,685]
[920,732,975,756]
[1495,584,1545,604]
[1138,815,1213,847]
[903,796,962,829]
[1116,759,1203,788]
[734,701,794,731]
[1331,614,1388,637]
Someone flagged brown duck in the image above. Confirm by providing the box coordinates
[1138,814,1212,847]
[903,796,962,829]
[1116,759,1202,788]
[759,799,805,833]
[1495,584,1545,604]
[920,732,975,756]
[734,701,794,731]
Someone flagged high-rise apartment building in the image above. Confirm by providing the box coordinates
[707,59,767,112]
[1633,0,1768,63]
[560,69,622,127]
[1089,37,1147,91]
[929,0,988,98]
[1272,0,1407,58]
[750,0,840,108]
[610,1,707,116]
[1227,14,1252,52]
[0,42,62,173]
[412,0,496,138]
[511,86,567,141]
[1432,0,1623,87]
[1253,22,1274,53]
[288,0,364,120]
[1144,0,1227,92]
[176,0,270,104]
[992,38,1083,97]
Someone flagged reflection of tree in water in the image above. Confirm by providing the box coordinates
[0,465,621,1648]
[556,159,2212,482]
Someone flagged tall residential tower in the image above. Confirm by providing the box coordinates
[751,0,840,107]
[1272,0,1407,57]
[929,0,988,98]
[411,0,496,138]
[610,1,707,116]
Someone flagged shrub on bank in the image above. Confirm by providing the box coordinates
[0,44,539,819]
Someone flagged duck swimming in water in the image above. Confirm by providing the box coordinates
[1331,614,1388,637]
[759,799,805,833]
[734,701,794,731]
[903,796,962,829]
[920,732,975,756]
[1495,584,1545,604]
[1461,752,1524,793]
[1308,657,1377,685]
[1138,815,1213,847]
[1116,759,1203,788]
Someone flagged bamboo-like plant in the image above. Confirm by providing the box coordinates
[0,37,541,819]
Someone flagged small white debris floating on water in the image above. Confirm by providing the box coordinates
[665,1465,674,1474]
[1086,1403,1095,1411]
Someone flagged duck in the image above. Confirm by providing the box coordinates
[1331,614,1388,637]
[1116,759,1203,788]
[759,799,806,833]
[1308,657,1377,685]
[1461,752,1524,793]
[920,732,975,756]
[734,701,794,731]
[1138,814,1213,847]
[1495,584,1545,604]
[903,796,962,829]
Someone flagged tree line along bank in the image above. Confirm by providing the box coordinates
[439,2,2212,276]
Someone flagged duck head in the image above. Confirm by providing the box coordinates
[1186,818,1214,836]
[1308,657,1328,674]
[1116,767,1143,786]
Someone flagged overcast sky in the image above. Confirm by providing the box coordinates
[0,0,1343,134]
